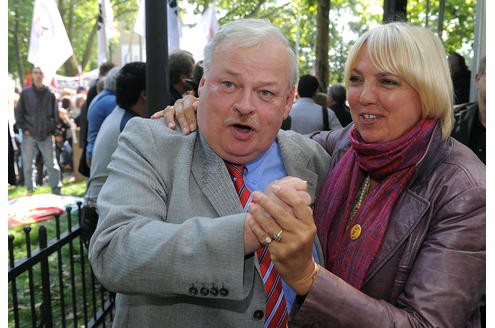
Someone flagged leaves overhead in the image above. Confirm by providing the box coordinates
[9,0,477,87]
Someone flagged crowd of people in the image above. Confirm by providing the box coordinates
[8,16,485,328]
[7,48,204,196]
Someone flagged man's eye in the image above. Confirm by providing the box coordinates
[222,81,234,88]
[258,90,275,101]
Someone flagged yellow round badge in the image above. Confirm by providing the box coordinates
[350,224,362,240]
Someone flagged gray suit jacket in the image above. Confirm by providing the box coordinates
[89,118,331,327]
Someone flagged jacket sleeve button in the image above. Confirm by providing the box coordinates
[200,286,209,296]
[189,286,198,296]
[210,286,219,296]
[253,310,264,320]
[219,287,228,297]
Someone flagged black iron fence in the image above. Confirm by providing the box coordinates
[8,203,115,327]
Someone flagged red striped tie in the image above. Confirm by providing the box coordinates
[225,162,288,328]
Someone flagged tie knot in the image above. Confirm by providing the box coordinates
[225,162,244,180]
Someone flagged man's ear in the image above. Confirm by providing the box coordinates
[283,85,296,117]
[197,78,206,96]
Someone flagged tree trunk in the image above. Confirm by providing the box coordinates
[383,0,408,22]
[81,19,99,71]
[315,0,330,93]
[63,55,80,76]
[437,0,445,40]
[60,0,78,75]
[13,1,25,87]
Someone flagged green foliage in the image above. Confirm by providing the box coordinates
[8,179,86,200]
[408,0,476,67]
[8,0,478,86]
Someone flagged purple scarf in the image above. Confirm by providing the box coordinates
[314,119,437,289]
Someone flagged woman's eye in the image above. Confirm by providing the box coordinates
[349,75,362,83]
[381,78,399,86]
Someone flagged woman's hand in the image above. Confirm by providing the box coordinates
[244,177,310,255]
[150,95,199,134]
[246,177,319,295]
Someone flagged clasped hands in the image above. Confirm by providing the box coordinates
[245,177,319,296]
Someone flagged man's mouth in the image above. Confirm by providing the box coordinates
[233,123,254,132]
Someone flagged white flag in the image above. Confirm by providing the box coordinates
[133,0,145,37]
[180,4,218,60]
[133,0,181,54]
[200,4,218,43]
[28,0,73,83]
[167,0,181,53]
[98,0,114,65]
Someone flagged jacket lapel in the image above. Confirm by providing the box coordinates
[278,132,320,202]
[192,131,322,216]
[191,133,244,217]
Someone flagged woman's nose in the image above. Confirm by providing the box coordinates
[359,82,378,105]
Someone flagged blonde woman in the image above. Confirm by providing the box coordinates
[247,22,485,327]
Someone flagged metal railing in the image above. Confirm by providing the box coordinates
[8,203,114,327]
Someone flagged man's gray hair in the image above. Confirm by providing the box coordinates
[203,18,298,90]
[103,66,121,91]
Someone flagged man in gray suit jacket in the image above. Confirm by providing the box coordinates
[89,18,330,327]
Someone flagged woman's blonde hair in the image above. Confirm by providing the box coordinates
[344,22,454,139]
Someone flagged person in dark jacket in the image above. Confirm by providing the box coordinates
[327,83,353,127]
[451,55,486,164]
[14,66,63,194]
[448,51,471,105]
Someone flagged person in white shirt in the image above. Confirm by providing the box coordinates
[289,74,342,134]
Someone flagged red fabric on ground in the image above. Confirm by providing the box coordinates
[8,194,82,227]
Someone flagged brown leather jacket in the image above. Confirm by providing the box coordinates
[290,124,485,327]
